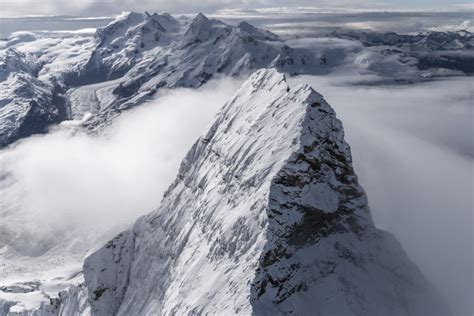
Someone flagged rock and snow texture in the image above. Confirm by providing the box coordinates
[71,69,448,315]
[0,49,66,147]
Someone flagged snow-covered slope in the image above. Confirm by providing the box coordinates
[0,49,66,148]
[42,68,448,315]
[71,11,324,85]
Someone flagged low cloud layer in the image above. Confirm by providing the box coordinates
[0,77,242,256]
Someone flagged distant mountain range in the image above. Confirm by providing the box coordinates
[1,12,473,149]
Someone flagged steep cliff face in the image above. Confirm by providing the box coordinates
[69,69,448,315]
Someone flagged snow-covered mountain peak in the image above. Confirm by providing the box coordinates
[194,12,209,22]
[95,11,167,49]
[150,12,180,32]
[45,68,449,316]
[0,11,333,149]
[270,44,324,75]
[187,12,212,30]
[0,48,39,77]
[95,12,145,44]
[59,11,329,127]
[184,13,222,42]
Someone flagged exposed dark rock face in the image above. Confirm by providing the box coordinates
[0,49,67,148]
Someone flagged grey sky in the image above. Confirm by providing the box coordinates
[0,0,472,17]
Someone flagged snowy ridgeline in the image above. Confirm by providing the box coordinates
[19,69,449,316]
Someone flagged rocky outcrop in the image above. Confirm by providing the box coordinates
[0,49,67,148]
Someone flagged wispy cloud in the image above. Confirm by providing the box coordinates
[0,77,242,257]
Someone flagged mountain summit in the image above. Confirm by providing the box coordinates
[39,68,448,315]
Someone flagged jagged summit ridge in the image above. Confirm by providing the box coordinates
[51,68,449,316]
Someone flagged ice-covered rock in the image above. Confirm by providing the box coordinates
[237,21,279,41]
[49,68,448,315]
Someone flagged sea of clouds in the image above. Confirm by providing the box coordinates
[0,78,243,257]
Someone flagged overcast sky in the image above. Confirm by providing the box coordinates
[0,0,473,17]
